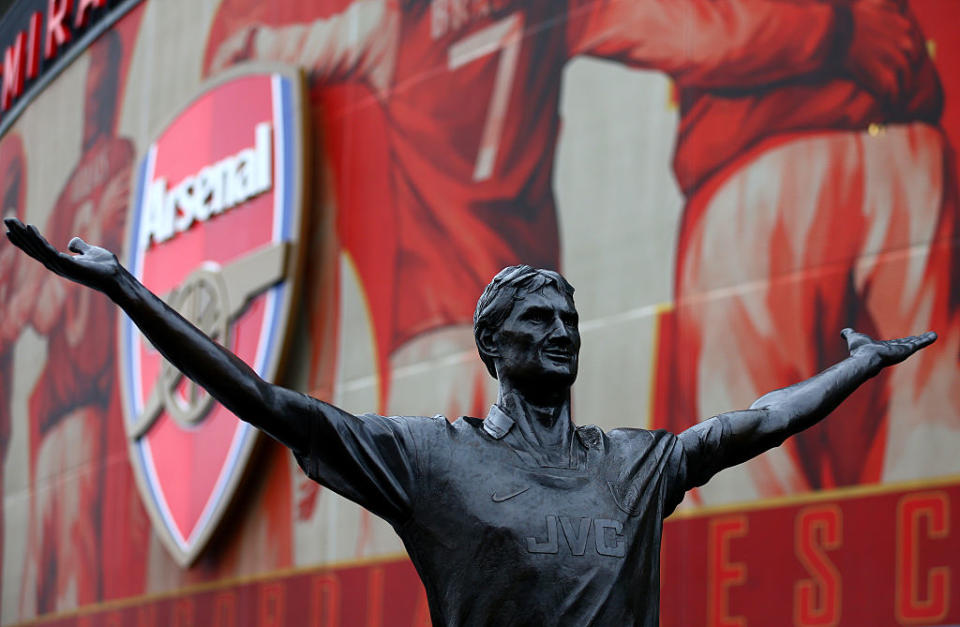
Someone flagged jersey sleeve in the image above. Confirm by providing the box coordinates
[675,414,757,491]
[566,0,846,88]
[658,431,688,516]
[293,407,433,526]
[608,429,688,518]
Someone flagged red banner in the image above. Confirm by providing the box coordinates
[661,480,960,627]
[25,559,428,627]
[19,480,957,627]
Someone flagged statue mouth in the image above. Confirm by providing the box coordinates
[543,346,575,361]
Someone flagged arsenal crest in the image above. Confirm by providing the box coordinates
[120,66,306,566]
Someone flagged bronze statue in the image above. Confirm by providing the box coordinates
[3,218,936,626]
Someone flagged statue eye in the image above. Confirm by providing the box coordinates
[523,309,551,323]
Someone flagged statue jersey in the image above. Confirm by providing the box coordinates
[295,405,697,626]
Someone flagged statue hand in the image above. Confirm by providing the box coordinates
[4,218,122,294]
[841,327,937,368]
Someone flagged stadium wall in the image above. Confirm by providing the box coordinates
[0,0,958,624]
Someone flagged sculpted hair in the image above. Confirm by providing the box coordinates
[473,265,575,379]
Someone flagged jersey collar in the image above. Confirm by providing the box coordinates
[482,404,515,440]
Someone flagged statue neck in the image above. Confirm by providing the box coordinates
[496,382,573,452]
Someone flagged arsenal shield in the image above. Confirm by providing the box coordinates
[120,66,306,566]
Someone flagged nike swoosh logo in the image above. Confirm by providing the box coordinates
[491,487,530,503]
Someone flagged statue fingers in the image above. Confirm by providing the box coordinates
[903,331,937,350]
[878,332,936,363]
[24,224,59,256]
[888,333,934,346]
[6,220,46,262]
[25,225,69,269]
[9,222,76,277]
[68,237,91,255]
[841,327,872,352]
[2,216,24,235]
[4,220,25,249]
[3,216,29,247]
[4,227,34,261]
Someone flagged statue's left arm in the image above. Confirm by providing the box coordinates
[3,218,316,449]
[676,328,936,488]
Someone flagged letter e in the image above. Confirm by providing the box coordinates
[708,516,748,627]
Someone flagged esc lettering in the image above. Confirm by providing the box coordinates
[526,515,625,558]
[703,491,955,626]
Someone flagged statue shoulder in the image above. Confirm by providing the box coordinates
[605,426,679,453]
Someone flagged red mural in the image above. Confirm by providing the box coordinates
[0,129,26,613]
[5,8,150,615]
[1,0,959,624]
[203,0,572,411]
[655,0,960,502]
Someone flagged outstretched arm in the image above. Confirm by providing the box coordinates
[4,218,321,452]
[678,328,936,488]
[5,218,424,523]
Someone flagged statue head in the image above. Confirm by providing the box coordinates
[474,265,579,388]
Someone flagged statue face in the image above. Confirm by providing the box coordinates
[492,286,580,388]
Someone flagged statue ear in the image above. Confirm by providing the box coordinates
[477,326,499,359]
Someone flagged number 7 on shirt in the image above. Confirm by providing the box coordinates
[448,13,524,182]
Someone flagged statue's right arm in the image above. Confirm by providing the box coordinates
[3,218,335,453]
[674,328,935,490]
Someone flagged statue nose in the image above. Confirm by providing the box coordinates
[549,316,573,341]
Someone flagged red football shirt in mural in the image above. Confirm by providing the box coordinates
[205,0,569,402]
[204,0,894,401]
[646,2,954,498]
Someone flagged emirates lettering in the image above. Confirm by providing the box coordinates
[141,122,272,248]
[526,515,625,558]
[0,0,113,115]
